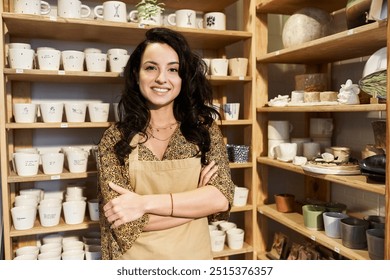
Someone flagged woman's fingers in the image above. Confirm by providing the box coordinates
[199,160,218,187]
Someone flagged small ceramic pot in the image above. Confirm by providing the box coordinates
[325,202,347,213]
[340,217,369,249]
[302,204,326,230]
[323,212,349,238]
[275,194,295,213]
[364,215,385,229]
[366,228,385,260]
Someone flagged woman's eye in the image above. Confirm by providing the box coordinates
[169,68,179,73]
[145,65,157,71]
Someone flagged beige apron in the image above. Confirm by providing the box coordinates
[119,135,212,260]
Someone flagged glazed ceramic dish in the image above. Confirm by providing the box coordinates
[359,154,386,174]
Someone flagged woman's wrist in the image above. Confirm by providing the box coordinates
[143,193,173,216]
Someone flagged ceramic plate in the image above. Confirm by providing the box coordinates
[302,163,361,175]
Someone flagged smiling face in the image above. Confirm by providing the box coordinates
[138,43,182,110]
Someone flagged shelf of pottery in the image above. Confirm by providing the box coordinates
[255,0,388,260]
[0,0,257,260]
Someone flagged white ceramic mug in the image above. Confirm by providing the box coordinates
[39,102,64,123]
[87,198,99,221]
[14,194,39,207]
[13,103,37,123]
[228,58,248,76]
[38,203,62,227]
[275,142,297,162]
[223,103,240,120]
[66,149,89,173]
[309,118,334,137]
[210,58,228,76]
[268,139,287,159]
[85,245,102,260]
[11,205,37,230]
[128,9,162,26]
[85,52,107,72]
[108,52,130,73]
[233,186,249,207]
[14,0,51,15]
[209,230,226,252]
[57,0,91,19]
[8,48,35,70]
[13,152,40,176]
[226,228,245,249]
[290,137,311,156]
[94,1,127,22]
[303,142,321,160]
[62,50,85,71]
[167,9,197,28]
[203,12,226,30]
[268,120,293,140]
[65,102,87,122]
[41,152,64,175]
[37,49,61,70]
[88,102,110,122]
[62,200,86,224]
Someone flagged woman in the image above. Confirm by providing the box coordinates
[97,27,234,260]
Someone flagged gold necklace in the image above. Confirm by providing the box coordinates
[149,121,178,132]
[148,122,178,141]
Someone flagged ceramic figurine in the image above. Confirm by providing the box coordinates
[337,79,360,104]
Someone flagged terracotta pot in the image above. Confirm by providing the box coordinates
[346,0,375,29]
[274,194,295,213]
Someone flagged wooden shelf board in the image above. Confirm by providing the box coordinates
[2,13,251,49]
[257,21,387,64]
[10,217,99,237]
[229,162,253,169]
[89,0,239,13]
[6,122,112,129]
[231,204,253,213]
[256,0,348,14]
[208,75,252,85]
[4,69,251,85]
[258,204,370,260]
[257,157,385,195]
[4,68,123,83]
[8,169,97,183]
[257,104,387,113]
[220,119,253,126]
[212,242,253,259]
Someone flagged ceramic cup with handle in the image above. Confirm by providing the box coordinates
[14,0,51,15]
[94,1,127,22]
[167,9,197,28]
[57,0,91,19]
[202,12,226,30]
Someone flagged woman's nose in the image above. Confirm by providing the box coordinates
[155,71,167,84]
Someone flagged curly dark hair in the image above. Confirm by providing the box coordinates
[114,27,219,165]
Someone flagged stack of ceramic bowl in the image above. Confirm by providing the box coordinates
[268,120,293,159]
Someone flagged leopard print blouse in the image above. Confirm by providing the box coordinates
[97,121,234,259]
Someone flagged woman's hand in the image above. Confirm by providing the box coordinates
[198,160,218,187]
[103,182,146,229]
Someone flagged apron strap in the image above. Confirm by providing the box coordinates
[129,134,140,188]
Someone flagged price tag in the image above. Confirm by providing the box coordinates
[334,247,340,253]
[347,29,354,35]
[50,175,61,180]
[16,69,24,74]
[60,123,68,128]
[49,16,57,21]
[310,235,316,241]
[239,76,244,80]
[58,70,65,75]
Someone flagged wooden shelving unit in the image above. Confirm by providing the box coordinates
[255,0,389,260]
[0,0,258,260]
